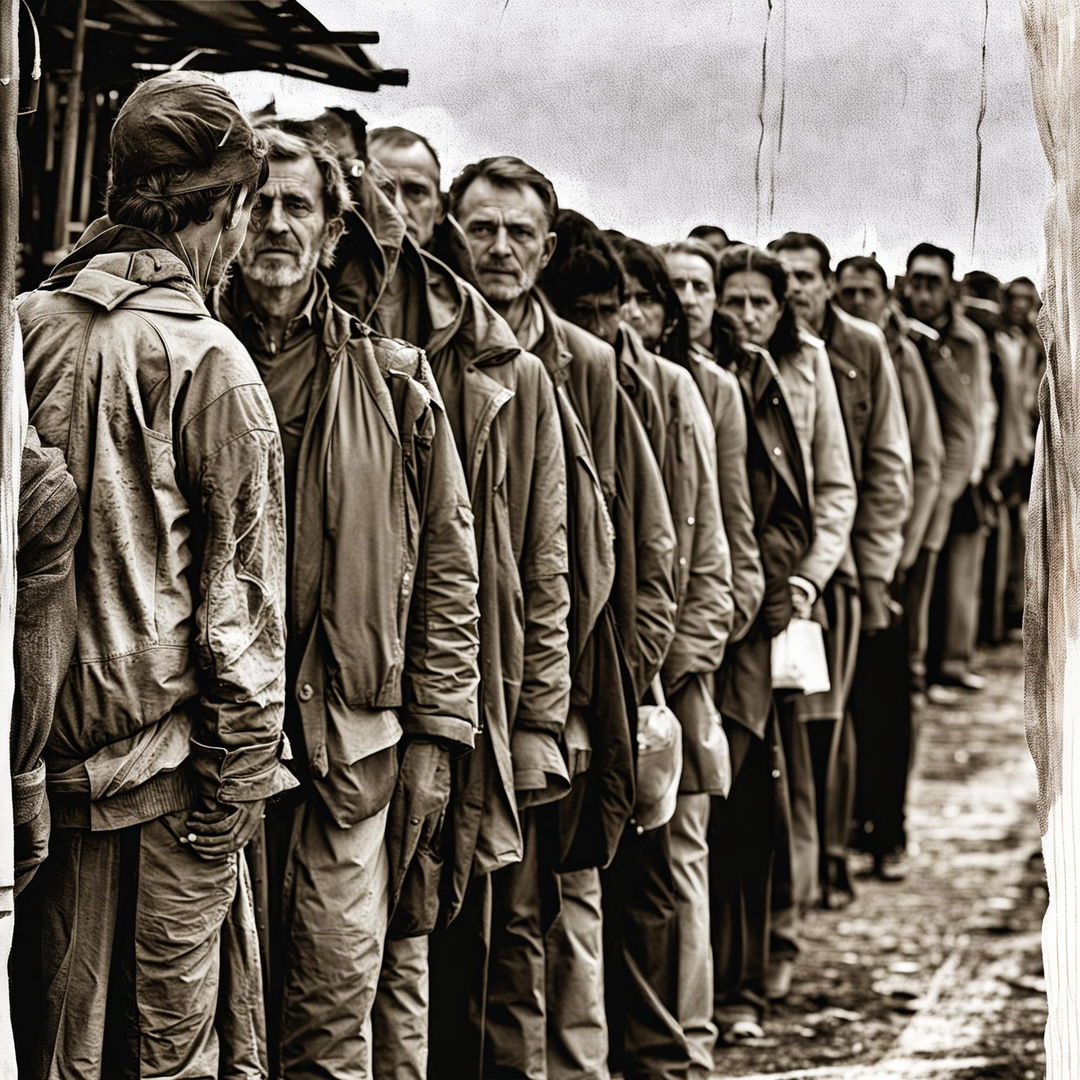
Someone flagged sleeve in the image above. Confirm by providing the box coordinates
[897,342,944,570]
[182,380,295,804]
[970,326,998,484]
[510,367,572,797]
[404,403,481,752]
[710,371,764,642]
[662,389,734,689]
[796,346,858,591]
[926,343,978,544]
[850,337,913,585]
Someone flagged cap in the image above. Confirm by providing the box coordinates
[112,72,267,195]
[634,702,683,832]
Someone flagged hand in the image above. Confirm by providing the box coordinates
[860,579,893,635]
[183,797,266,860]
[789,577,815,621]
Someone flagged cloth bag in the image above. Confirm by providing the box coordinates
[771,617,831,696]
[634,676,683,831]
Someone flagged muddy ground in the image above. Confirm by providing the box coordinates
[713,641,1048,1080]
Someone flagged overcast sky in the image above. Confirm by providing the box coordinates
[222,0,1048,283]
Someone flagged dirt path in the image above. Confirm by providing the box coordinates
[714,641,1048,1080]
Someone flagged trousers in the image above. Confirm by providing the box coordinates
[372,935,429,1080]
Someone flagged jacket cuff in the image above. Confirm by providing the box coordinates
[401,711,476,755]
[189,737,299,803]
[511,728,570,808]
[12,762,46,828]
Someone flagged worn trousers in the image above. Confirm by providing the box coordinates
[931,517,988,682]
[602,822,690,1080]
[263,794,390,1080]
[372,936,429,1079]
[668,794,716,1077]
[11,815,238,1080]
[545,868,609,1080]
[906,548,939,695]
[710,718,782,1024]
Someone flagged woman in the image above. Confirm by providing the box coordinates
[714,244,856,1019]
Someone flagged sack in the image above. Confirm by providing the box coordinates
[771,618,831,695]
[634,676,683,832]
[672,672,731,798]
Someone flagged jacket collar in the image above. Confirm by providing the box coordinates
[528,288,573,388]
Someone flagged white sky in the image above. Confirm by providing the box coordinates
[220,0,1048,284]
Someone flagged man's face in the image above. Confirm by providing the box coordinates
[1004,283,1037,328]
[566,287,622,347]
[370,140,444,248]
[904,254,952,323]
[836,267,888,327]
[699,232,728,258]
[239,154,338,289]
[622,273,667,351]
[665,252,716,346]
[775,247,831,333]
[456,176,556,305]
[718,269,781,348]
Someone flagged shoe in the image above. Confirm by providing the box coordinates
[821,855,857,909]
[873,851,909,882]
[937,670,986,692]
[927,684,961,706]
[765,956,794,1001]
[719,1018,766,1044]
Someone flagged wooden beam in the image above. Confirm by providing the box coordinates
[51,0,86,253]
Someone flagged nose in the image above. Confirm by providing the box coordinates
[624,296,642,321]
[490,225,511,258]
[677,282,696,307]
[265,198,288,236]
[394,184,409,221]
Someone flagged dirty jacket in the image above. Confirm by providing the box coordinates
[821,304,912,587]
[217,279,480,831]
[14,426,80,891]
[329,174,570,916]
[902,307,983,551]
[618,327,734,792]
[883,310,944,569]
[18,222,294,830]
[774,331,858,595]
[718,344,813,739]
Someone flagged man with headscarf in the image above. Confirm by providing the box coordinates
[11,72,294,1078]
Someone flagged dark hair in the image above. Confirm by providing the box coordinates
[317,107,368,161]
[906,242,955,276]
[961,270,1002,301]
[835,255,888,292]
[107,175,249,234]
[609,234,691,363]
[449,156,558,227]
[688,224,729,244]
[1005,276,1039,298]
[540,209,625,314]
[767,231,832,276]
[717,244,801,361]
[368,125,441,179]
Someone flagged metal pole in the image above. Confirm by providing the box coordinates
[51,0,86,254]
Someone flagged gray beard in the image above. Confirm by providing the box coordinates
[239,244,320,288]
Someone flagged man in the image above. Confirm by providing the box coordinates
[543,216,743,1079]
[218,126,482,1079]
[835,254,943,880]
[450,157,679,1079]
[663,239,726,362]
[768,232,911,907]
[688,223,730,257]
[12,73,294,1078]
[368,125,446,250]
[901,243,996,697]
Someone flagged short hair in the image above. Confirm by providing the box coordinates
[716,244,801,361]
[658,238,719,282]
[835,255,889,293]
[368,125,442,179]
[767,231,833,276]
[961,270,1002,301]
[608,234,691,364]
[1005,276,1039,297]
[540,209,625,313]
[688,224,729,244]
[906,242,955,276]
[449,156,558,228]
[317,107,368,161]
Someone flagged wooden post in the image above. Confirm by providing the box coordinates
[51,0,86,254]
[76,91,98,230]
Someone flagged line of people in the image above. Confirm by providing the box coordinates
[6,72,1043,1079]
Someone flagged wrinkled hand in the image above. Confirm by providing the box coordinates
[789,579,815,622]
[183,798,266,860]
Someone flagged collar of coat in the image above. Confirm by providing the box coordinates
[822,302,887,371]
[528,288,579,389]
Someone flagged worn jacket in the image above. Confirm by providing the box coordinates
[718,344,813,738]
[822,305,912,587]
[682,341,765,642]
[618,327,734,792]
[18,222,294,831]
[330,175,571,916]
[903,307,984,551]
[774,331,858,594]
[883,310,944,568]
[218,280,480,832]
[14,426,80,891]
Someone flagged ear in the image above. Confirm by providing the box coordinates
[825,273,835,299]
[539,231,557,273]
